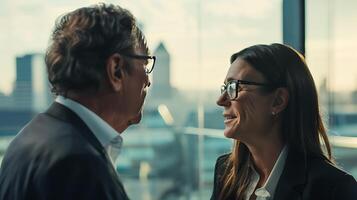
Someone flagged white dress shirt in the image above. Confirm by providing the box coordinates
[244,146,288,200]
[55,96,123,167]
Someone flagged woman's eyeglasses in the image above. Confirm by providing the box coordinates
[220,80,274,100]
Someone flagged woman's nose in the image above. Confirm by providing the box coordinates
[217,92,229,106]
[145,74,151,88]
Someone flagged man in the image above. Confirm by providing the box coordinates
[0,3,155,200]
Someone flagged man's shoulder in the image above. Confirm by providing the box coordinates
[13,112,89,148]
[4,112,102,167]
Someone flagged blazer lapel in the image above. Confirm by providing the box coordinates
[101,146,129,198]
[45,102,106,157]
[45,102,129,198]
[273,149,307,200]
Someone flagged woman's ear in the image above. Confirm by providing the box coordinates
[271,88,289,115]
[106,53,125,92]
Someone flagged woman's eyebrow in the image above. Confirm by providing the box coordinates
[225,77,234,83]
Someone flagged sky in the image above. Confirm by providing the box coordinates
[0,0,356,95]
[306,0,357,92]
[0,0,281,95]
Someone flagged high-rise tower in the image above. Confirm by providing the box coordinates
[12,54,52,111]
[151,42,171,98]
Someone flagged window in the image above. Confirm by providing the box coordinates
[306,0,357,178]
[0,0,283,199]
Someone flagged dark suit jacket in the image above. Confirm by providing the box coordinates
[0,102,129,200]
[211,150,357,200]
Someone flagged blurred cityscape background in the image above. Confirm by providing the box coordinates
[1,0,357,199]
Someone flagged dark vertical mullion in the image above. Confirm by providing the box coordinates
[283,0,305,55]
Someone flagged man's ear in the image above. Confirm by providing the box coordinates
[107,53,125,92]
[271,88,289,115]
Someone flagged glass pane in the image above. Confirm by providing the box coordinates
[306,0,357,178]
[0,0,282,199]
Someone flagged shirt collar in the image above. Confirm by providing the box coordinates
[55,96,123,149]
[248,145,288,200]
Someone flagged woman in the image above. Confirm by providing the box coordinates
[211,43,357,200]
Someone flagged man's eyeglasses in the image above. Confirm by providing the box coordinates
[220,80,273,100]
[121,54,156,74]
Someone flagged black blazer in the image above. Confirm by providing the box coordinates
[211,150,357,200]
[0,102,129,200]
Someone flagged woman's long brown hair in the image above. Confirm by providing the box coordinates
[218,44,332,200]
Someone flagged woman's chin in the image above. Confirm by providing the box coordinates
[223,117,240,138]
[223,128,238,139]
[224,121,244,139]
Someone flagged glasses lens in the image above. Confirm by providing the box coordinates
[227,82,237,99]
[145,58,154,74]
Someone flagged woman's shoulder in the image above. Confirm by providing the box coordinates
[308,156,354,180]
[214,153,231,175]
[306,156,357,198]
[216,153,231,164]
[211,153,232,199]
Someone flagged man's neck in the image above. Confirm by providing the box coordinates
[65,92,128,133]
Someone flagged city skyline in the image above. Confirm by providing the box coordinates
[0,0,281,95]
[1,0,357,95]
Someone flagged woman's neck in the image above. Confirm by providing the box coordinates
[246,135,284,185]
